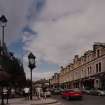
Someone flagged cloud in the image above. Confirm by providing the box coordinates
[36,0,90,21]
[27,71,55,80]
[24,0,105,68]
[23,54,55,80]
[23,52,56,80]
[0,0,33,44]
[0,0,58,80]
[3,0,105,80]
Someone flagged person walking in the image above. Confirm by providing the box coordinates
[36,86,42,99]
[23,87,30,100]
[11,88,15,98]
[3,88,8,104]
[42,86,47,99]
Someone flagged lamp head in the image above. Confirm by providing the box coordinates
[0,15,8,27]
[28,52,36,69]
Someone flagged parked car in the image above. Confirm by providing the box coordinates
[51,88,61,95]
[61,89,83,100]
[89,89,105,96]
[59,88,65,95]
[82,89,91,95]
[41,89,51,97]
[97,90,105,96]
[45,90,51,97]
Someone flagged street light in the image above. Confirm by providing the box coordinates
[0,15,8,47]
[28,52,36,100]
[0,15,7,105]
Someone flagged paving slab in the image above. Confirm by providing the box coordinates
[5,97,58,105]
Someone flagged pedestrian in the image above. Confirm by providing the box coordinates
[11,88,15,98]
[3,88,8,104]
[6,87,10,104]
[36,86,42,99]
[23,87,30,100]
[34,87,37,97]
[42,86,47,99]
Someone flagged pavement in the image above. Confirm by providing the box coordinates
[4,97,59,105]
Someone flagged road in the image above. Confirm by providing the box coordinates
[52,95,105,105]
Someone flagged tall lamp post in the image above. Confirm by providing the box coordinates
[0,15,8,48]
[28,52,36,100]
[0,15,7,105]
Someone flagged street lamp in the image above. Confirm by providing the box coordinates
[0,15,7,105]
[28,52,36,100]
[0,15,8,47]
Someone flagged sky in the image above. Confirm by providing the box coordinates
[0,0,105,80]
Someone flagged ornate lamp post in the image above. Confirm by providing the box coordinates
[0,15,8,47]
[28,52,36,100]
[0,15,7,105]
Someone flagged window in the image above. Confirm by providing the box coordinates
[96,80,99,84]
[88,67,89,75]
[90,66,92,74]
[99,62,101,72]
[97,49,100,57]
[96,64,98,73]
[81,70,83,77]
[96,62,102,73]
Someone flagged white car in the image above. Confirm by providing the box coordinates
[45,91,51,97]
[97,90,105,96]
[41,90,51,97]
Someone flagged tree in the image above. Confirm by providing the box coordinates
[0,43,26,88]
[0,51,26,87]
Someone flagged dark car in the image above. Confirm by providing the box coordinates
[89,89,99,95]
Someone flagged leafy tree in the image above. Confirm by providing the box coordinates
[0,51,26,87]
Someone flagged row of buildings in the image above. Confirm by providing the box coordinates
[50,42,105,90]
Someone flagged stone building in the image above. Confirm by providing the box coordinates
[50,73,60,88]
[58,42,105,89]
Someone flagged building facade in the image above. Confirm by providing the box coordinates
[50,73,60,88]
[51,42,105,90]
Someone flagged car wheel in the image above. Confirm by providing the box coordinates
[61,96,64,99]
[66,96,70,100]
[79,96,83,100]
[98,93,101,96]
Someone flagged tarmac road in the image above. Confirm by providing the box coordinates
[52,94,105,105]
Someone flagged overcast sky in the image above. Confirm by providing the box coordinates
[0,0,105,80]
